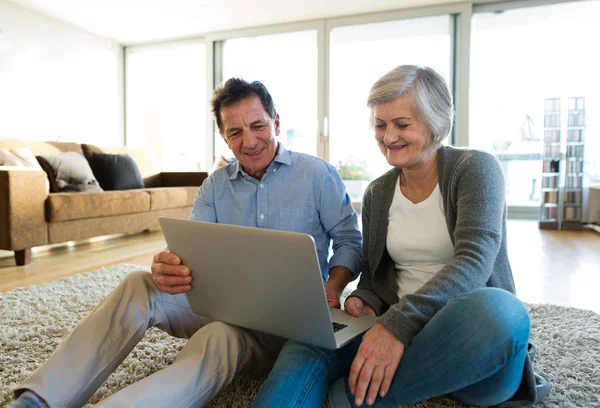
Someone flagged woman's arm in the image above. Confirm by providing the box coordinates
[347,181,386,315]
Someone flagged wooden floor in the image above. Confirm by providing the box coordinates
[1,221,599,313]
[0,230,166,292]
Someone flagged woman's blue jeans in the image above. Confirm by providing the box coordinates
[251,287,531,408]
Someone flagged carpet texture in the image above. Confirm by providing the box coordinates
[1,263,599,408]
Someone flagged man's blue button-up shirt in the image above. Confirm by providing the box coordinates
[190,143,362,282]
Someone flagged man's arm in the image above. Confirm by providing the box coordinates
[347,180,385,315]
[151,176,215,295]
[317,162,363,307]
[189,175,217,222]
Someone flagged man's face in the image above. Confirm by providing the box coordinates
[220,96,280,180]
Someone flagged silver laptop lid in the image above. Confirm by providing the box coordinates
[158,217,338,349]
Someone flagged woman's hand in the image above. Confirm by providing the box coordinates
[345,297,376,317]
[348,323,405,406]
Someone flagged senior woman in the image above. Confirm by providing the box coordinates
[250,65,550,408]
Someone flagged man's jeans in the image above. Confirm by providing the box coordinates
[251,287,530,408]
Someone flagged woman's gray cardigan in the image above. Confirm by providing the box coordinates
[349,145,550,406]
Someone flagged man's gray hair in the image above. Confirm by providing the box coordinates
[367,65,454,146]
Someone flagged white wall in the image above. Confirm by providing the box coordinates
[0,1,123,145]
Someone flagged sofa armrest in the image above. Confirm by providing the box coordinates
[158,172,208,187]
[0,167,49,250]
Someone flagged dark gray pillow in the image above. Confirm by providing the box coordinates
[87,152,144,190]
[37,152,103,193]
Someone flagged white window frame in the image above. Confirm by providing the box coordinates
[470,0,595,219]
[204,21,325,170]
[202,3,472,166]
[123,0,591,218]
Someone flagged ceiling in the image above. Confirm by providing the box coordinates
[8,0,455,45]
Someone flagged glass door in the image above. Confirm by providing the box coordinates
[216,30,319,162]
[470,1,600,216]
[328,15,453,200]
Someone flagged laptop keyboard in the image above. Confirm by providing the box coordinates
[332,322,348,332]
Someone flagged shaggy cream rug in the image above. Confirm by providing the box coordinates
[1,263,599,407]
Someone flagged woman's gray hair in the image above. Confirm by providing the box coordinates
[367,65,454,146]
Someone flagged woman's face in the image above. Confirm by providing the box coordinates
[373,95,435,170]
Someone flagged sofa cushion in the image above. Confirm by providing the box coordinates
[47,207,191,244]
[87,152,145,190]
[147,187,199,211]
[82,144,161,179]
[37,152,102,193]
[46,190,151,222]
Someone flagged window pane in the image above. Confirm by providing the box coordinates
[218,30,318,160]
[470,1,600,209]
[329,16,452,200]
[126,42,206,171]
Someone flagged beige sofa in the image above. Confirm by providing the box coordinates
[0,137,208,265]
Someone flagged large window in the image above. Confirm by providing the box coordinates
[217,30,318,160]
[126,42,207,171]
[328,16,452,200]
[123,2,600,220]
[470,1,600,208]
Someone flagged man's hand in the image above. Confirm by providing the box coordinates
[345,297,376,317]
[324,282,343,309]
[325,266,354,309]
[348,323,404,406]
[151,251,193,295]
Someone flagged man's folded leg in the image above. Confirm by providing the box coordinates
[13,269,210,408]
[94,321,285,408]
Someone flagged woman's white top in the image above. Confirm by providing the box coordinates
[387,177,454,299]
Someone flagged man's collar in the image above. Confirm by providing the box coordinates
[272,142,292,166]
[227,142,291,180]
[228,160,242,180]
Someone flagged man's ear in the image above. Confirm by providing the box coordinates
[274,113,281,136]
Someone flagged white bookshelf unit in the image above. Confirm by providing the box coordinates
[563,97,585,230]
[540,97,561,229]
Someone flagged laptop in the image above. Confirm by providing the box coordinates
[158,217,377,350]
